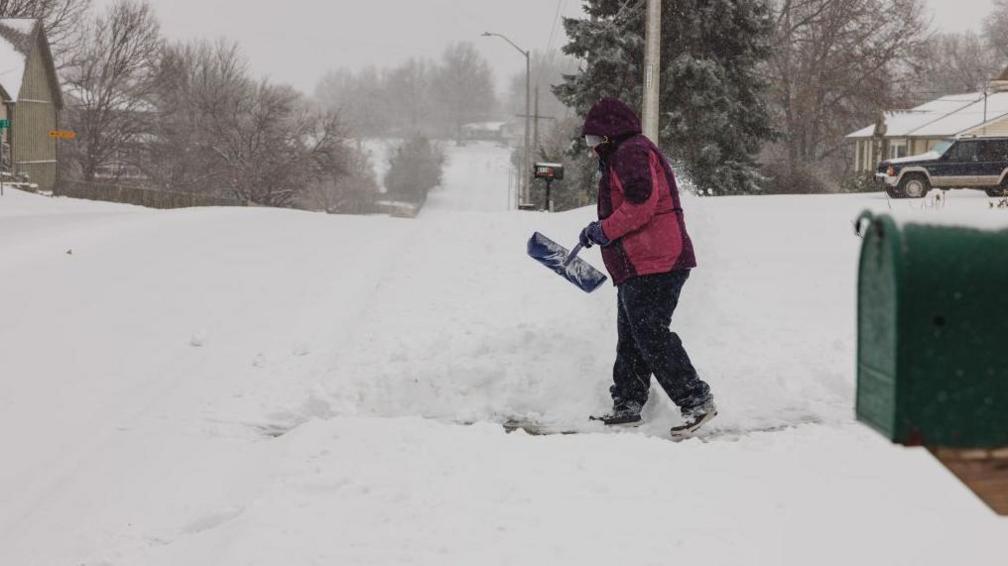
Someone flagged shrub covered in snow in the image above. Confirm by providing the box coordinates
[384,136,445,205]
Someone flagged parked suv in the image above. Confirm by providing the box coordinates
[876,137,1008,198]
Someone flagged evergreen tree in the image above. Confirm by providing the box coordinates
[385,136,445,205]
[555,0,776,195]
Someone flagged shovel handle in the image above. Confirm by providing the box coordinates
[563,243,583,266]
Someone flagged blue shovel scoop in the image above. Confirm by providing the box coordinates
[527,232,608,293]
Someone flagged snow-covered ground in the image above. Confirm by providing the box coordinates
[1,142,1004,565]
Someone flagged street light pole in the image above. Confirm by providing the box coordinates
[524,55,531,205]
[482,32,531,207]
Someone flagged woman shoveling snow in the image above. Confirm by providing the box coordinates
[579,97,717,437]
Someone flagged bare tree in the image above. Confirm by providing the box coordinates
[316,48,499,140]
[142,40,249,193]
[385,58,433,133]
[910,32,1001,100]
[298,139,377,214]
[144,40,369,207]
[316,60,436,138]
[985,0,1008,62]
[63,0,160,181]
[0,0,92,65]
[433,42,496,142]
[765,0,927,187]
[211,84,352,206]
[315,66,393,136]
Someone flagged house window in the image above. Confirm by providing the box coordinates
[890,142,908,159]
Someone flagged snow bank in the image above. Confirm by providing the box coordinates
[884,190,1008,231]
[1,148,1004,564]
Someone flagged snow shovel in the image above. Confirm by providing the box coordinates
[527,232,608,293]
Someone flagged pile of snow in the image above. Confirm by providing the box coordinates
[1,145,1005,564]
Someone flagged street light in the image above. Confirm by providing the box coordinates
[482,31,531,209]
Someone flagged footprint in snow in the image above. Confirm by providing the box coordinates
[181,507,245,535]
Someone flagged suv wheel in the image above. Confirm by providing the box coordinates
[897,174,929,198]
[985,183,1008,197]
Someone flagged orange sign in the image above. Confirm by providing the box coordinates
[49,130,77,140]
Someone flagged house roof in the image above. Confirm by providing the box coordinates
[846,92,1008,139]
[0,18,37,101]
[0,18,62,108]
[462,121,508,131]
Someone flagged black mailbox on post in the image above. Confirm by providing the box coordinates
[533,162,564,181]
[533,162,564,212]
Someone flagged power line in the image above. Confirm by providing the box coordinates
[535,0,567,88]
[544,0,566,55]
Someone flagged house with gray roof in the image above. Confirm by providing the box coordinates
[847,69,1008,174]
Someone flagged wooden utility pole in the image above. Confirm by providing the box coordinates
[516,97,558,155]
[642,0,662,141]
[533,86,540,160]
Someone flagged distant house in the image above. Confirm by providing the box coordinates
[500,120,525,145]
[461,121,508,142]
[0,18,63,191]
[847,69,1008,174]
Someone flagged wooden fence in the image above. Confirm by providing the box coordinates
[56,180,244,209]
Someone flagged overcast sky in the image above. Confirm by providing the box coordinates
[94,0,999,96]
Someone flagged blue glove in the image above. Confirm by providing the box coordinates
[579,221,611,248]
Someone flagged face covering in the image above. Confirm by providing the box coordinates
[584,135,608,149]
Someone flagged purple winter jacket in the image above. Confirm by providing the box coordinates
[582,98,697,285]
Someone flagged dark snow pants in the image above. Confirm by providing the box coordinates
[611,269,711,410]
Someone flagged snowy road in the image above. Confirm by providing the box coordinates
[1,143,1004,564]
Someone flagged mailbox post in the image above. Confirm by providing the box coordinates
[533,162,564,212]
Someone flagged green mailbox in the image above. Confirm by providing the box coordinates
[856,211,1008,448]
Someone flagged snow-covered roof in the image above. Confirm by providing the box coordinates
[1,18,36,35]
[462,121,508,131]
[0,18,39,102]
[914,93,1008,136]
[847,92,1008,139]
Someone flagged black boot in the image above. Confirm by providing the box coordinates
[670,397,717,438]
[591,400,644,426]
